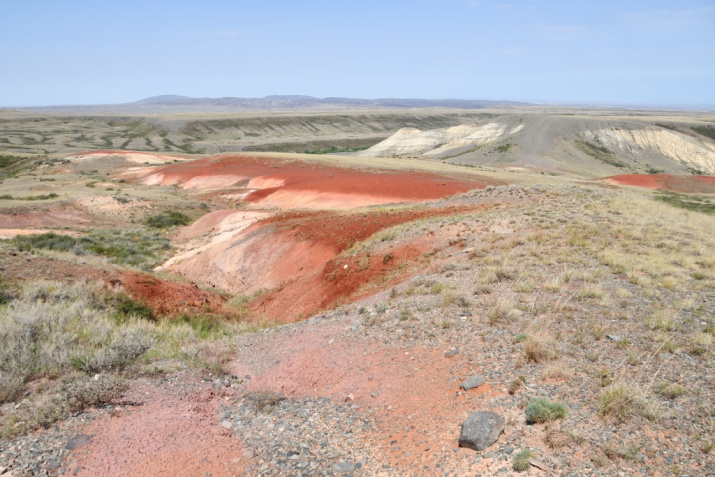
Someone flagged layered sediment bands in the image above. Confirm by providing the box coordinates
[582,129,715,175]
[133,153,492,209]
[165,205,477,322]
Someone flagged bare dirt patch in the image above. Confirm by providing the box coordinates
[0,208,90,228]
[66,376,243,477]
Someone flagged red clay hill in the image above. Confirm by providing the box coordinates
[132,153,494,209]
[125,153,505,322]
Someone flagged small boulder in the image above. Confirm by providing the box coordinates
[460,375,486,391]
[65,434,92,450]
[458,411,504,451]
[332,462,356,474]
[444,349,459,358]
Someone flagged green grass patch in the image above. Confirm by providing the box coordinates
[11,230,171,271]
[302,145,368,154]
[655,192,715,215]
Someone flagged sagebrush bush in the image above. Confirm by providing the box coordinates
[0,281,152,403]
[512,449,534,471]
[145,210,191,228]
[525,398,567,424]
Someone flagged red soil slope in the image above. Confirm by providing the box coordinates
[168,205,478,322]
[134,153,494,209]
[603,174,715,193]
[119,272,229,318]
[0,250,230,319]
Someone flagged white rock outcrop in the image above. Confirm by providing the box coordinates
[357,122,520,157]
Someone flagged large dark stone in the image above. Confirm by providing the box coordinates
[458,411,504,451]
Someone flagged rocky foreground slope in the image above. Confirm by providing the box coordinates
[0,182,713,476]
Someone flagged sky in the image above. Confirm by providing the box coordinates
[1,0,714,107]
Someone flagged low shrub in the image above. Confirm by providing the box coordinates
[525,398,567,424]
[145,210,191,228]
[512,449,534,471]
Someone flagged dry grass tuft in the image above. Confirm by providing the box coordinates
[524,332,559,363]
[599,382,660,423]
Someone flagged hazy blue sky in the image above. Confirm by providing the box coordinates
[1,0,713,107]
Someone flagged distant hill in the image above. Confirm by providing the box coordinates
[132,95,531,110]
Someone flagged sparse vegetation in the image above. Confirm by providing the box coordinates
[691,125,715,141]
[523,332,559,362]
[656,192,715,215]
[0,192,59,200]
[599,383,659,423]
[0,280,263,437]
[525,398,567,424]
[145,210,192,228]
[575,140,627,168]
[512,449,534,471]
[302,145,369,154]
[656,382,685,399]
[12,230,172,271]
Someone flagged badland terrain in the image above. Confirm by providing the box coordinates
[0,101,713,476]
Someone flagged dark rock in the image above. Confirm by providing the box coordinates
[444,349,459,358]
[458,411,504,451]
[460,375,486,391]
[606,334,623,341]
[65,435,92,451]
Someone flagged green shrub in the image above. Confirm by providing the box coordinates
[13,233,77,253]
[525,398,567,424]
[173,313,224,339]
[114,294,154,321]
[0,193,59,201]
[145,210,191,228]
[12,229,171,271]
[512,449,534,471]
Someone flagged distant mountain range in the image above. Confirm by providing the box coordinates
[132,95,531,110]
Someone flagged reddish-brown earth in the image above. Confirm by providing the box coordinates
[229,320,506,473]
[0,208,90,228]
[167,205,478,322]
[603,174,715,193]
[0,251,229,318]
[133,153,494,209]
[119,272,230,318]
[67,377,243,477]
